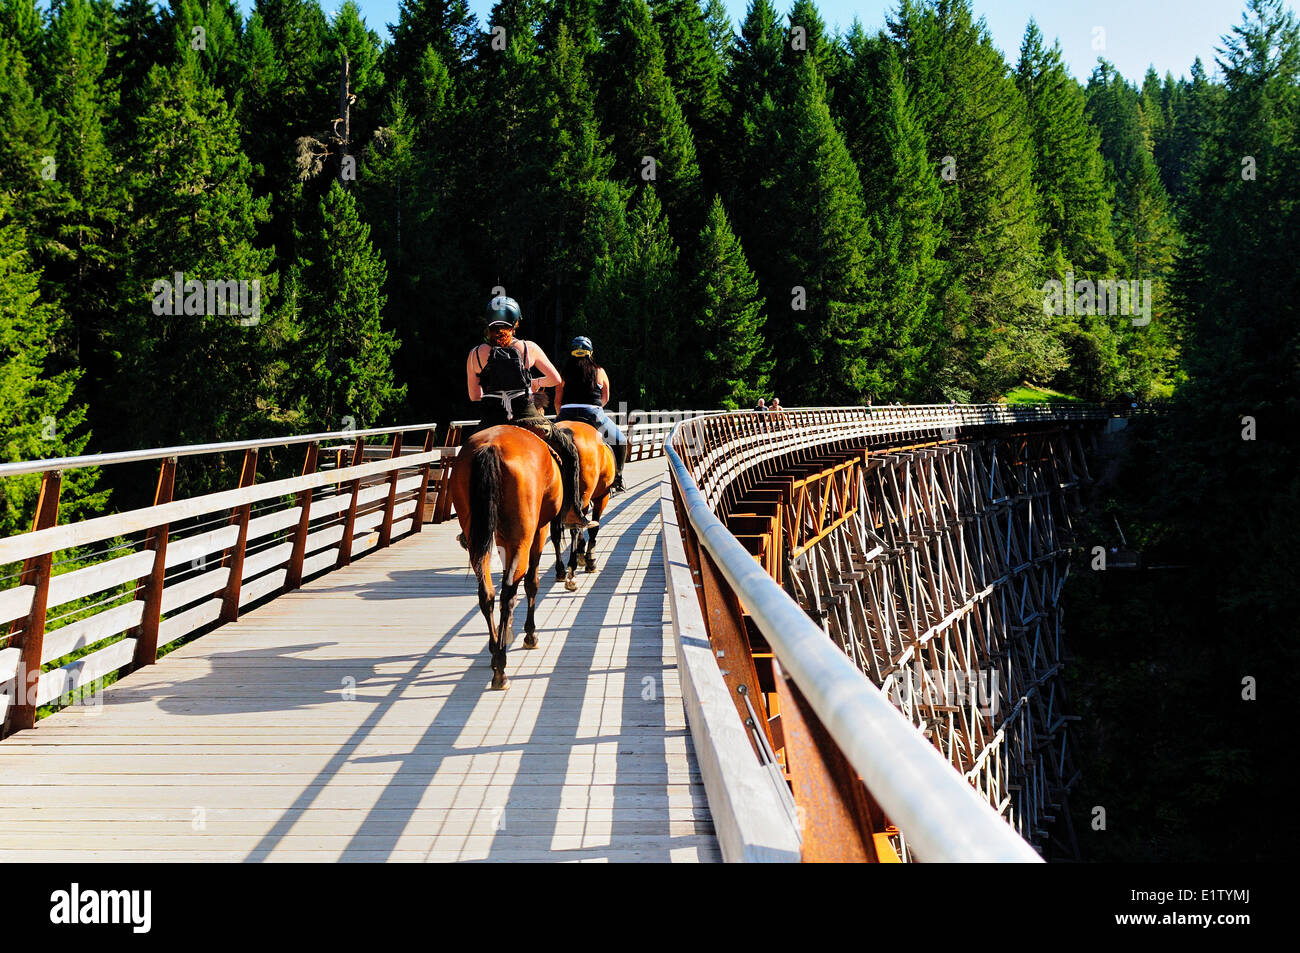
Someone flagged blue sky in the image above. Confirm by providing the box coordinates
[306,0,1267,82]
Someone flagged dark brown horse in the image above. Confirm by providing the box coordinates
[449,425,564,690]
[550,420,617,591]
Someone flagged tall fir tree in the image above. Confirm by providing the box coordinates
[688,195,770,408]
[743,53,884,405]
[37,0,124,439]
[596,0,703,244]
[841,33,945,400]
[286,180,405,429]
[1086,60,1181,395]
[0,195,107,538]
[650,0,725,195]
[890,0,1055,399]
[702,0,732,59]
[111,57,280,461]
[581,185,681,406]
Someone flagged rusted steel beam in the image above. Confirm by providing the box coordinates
[4,470,62,734]
[774,657,884,862]
[131,457,178,668]
[696,548,777,760]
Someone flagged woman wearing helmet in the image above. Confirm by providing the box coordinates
[466,295,596,529]
[556,336,628,492]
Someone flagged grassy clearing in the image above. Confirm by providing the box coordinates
[999,383,1085,404]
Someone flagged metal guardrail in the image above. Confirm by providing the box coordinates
[661,404,1120,862]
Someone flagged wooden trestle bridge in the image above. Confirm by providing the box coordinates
[0,405,1128,862]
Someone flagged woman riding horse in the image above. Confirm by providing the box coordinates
[555,336,628,492]
[465,296,596,529]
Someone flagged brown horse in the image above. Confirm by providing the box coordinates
[449,425,564,690]
[550,420,617,591]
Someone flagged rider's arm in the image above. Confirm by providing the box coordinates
[466,348,483,401]
[527,343,563,391]
[598,369,610,406]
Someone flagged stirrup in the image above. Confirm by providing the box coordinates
[612,475,626,492]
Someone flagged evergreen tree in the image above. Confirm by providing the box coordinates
[386,0,478,82]
[0,28,55,231]
[0,195,107,537]
[1016,21,1118,277]
[581,185,680,406]
[0,0,43,64]
[650,0,725,193]
[106,0,162,142]
[688,195,770,408]
[743,53,883,404]
[596,0,703,243]
[161,0,243,93]
[702,0,732,59]
[1086,60,1181,395]
[287,181,404,429]
[890,0,1055,399]
[110,58,280,455]
[783,0,838,89]
[37,0,124,437]
[841,33,944,400]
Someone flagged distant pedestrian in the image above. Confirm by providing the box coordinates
[754,398,767,412]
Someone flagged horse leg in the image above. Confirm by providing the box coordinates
[550,518,566,582]
[492,547,526,688]
[475,555,504,690]
[523,526,545,649]
[564,527,579,591]
[585,495,609,572]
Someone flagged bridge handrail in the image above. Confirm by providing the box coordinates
[0,423,438,480]
[1,424,446,736]
[663,404,1086,862]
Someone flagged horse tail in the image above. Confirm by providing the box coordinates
[469,444,501,566]
[550,425,583,514]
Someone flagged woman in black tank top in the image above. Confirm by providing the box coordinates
[556,337,627,490]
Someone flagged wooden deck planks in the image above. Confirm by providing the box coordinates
[0,459,720,863]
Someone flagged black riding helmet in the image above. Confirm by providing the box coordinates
[484,294,522,330]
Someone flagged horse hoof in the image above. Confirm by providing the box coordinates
[564,577,577,592]
[523,633,537,649]
[490,674,508,691]
[584,557,597,573]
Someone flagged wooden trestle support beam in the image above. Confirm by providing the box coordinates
[715,423,1094,861]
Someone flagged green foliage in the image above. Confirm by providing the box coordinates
[109,58,280,469]
[596,0,702,242]
[891,0,1057,400]
[581,185,681,406]
[0,195,106,538]
[286,181,405,430]
[688,195,770,408]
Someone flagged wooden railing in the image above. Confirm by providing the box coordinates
[0,424,454,736]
